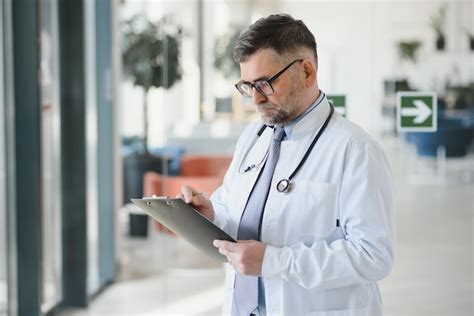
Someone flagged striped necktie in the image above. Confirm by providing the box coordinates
[233,126,285,316]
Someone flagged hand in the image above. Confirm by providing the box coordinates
[213,239,267,276]
[177,185,215,222]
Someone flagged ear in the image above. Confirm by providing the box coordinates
[301,59,317,88]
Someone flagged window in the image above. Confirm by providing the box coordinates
[0,0,14,314]
[39,0,63,311]
[0,0,8,311]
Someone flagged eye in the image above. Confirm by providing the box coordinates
[241,84,252,94]
[254,81,273,95]
[254,80,268,88]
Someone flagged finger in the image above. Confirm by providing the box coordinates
[217,246,229,257]
[217,246,240,264]
[158,223,166,232]
[192,192,207,206]
[214,240,238,253]
[175,193,184,200]
[165,227,176,236]
[181,185,200,203]
[222,249,241,264]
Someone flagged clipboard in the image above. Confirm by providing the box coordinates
[131,197,235,262]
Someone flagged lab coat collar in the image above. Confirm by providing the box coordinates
[282,92,332,140]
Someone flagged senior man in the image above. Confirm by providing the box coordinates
[179,13,395,316]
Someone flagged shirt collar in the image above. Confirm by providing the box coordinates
[281,90,329,140]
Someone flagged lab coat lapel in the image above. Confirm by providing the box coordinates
[232,126,273,226]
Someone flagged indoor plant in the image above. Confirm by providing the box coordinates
[214,24,242,79]
[212,25,244,116]
[122,14,182,155]
[397,40,422,63]
[121,15,183,236]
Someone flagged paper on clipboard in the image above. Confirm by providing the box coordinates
[131,197,235,262]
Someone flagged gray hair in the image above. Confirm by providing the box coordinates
[233,14,318,66]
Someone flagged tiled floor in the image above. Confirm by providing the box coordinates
[379,140,473,316]
[58,139,474,316]
[0,283,5,316]
[58,232,226,316]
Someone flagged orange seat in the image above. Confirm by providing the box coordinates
[179,154,233,178]
[143,154,232,235]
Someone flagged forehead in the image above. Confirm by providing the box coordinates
[239,49,283,82]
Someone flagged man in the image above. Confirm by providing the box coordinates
[179,14,395,316]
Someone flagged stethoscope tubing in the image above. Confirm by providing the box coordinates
[239,124,270,173]
[286,103,334,183]
[239,103,334,193]
[276,104,334,193]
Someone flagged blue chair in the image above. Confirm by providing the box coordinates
[406,109,474,157]
[149,144,185,176]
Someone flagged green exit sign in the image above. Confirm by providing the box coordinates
[327,95,346,117]
[397,92,437,132]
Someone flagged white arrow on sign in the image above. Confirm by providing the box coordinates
[401,100,432,124]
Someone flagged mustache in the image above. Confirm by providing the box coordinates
[257,103,276,110]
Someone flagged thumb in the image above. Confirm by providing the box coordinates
[192,192,207,205]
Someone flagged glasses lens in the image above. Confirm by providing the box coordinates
[254,81,274,96]
[236,83,252,97]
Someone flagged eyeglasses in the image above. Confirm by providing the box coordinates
[235,59,303,98]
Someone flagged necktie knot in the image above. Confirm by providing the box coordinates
[273,126,285,142]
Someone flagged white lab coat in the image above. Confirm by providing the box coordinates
[211,96,395,316]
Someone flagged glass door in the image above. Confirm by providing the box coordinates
[84,0,100,296]
[1,0,16,314]
[39,0,63,312]
[0,0,8,311]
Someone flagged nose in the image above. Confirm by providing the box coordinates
[251,88,267,105]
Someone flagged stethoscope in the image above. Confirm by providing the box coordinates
[238,103,334,193]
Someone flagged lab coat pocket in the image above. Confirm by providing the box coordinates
[280,181,338,241]
[300,226,344,247]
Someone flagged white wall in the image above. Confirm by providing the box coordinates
[121,0,473,148]
[278,0,473,134]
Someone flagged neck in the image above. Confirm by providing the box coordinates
[298,87,321,115]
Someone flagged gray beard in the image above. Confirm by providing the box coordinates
[258,77,306,125]
[263,108,296,125]
[257,77,303,125]
[259,95,304,125]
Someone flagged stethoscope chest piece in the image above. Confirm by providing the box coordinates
[277,179,291,193]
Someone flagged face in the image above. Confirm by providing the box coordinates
[239,49,307,125]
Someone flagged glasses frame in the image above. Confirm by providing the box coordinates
[235,59,303,98]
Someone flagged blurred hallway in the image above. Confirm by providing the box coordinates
[1,1,473,315]
[57,139,473,316]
